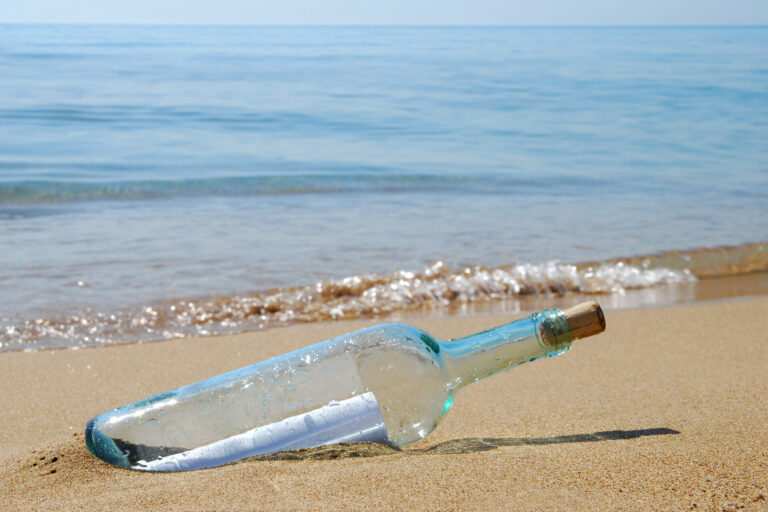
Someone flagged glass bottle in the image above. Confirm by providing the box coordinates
[86,301,605,471]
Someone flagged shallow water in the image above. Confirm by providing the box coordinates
[1,26,767,350]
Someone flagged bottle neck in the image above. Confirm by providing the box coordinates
[438,309,573,390]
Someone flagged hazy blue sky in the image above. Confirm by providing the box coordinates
[1,0,767,25]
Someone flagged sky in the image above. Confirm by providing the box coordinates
[1,0,767,25]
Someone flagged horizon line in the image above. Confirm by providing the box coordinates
[1,22,767,28]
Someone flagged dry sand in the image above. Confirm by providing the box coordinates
[1,298,767,511]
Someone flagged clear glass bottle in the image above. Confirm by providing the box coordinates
[86,302,605,471]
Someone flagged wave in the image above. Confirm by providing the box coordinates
[2,241,766,352]
[0,104,431,135]
[0,173,611,206]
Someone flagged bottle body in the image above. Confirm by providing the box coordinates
[87,323,451,470]
[86,305,602,471]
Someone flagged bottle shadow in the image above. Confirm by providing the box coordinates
[412,427,681,455]
[257,427,681,461]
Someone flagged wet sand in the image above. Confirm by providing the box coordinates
[1,298,767,511]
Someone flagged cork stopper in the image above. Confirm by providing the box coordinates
[562,301,606,341]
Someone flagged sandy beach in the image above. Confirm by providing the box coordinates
[1,297,767,511]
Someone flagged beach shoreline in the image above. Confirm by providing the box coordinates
[2,297,767,510]
[3,240,767,353]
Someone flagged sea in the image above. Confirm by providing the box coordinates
[1,25,767,351]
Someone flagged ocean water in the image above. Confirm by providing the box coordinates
[1,25,767,350]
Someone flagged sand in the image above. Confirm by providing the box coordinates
[1,298,767,511]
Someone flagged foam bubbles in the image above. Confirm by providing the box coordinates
[0,259,695,351]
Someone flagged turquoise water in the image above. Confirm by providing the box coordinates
[1,26,767,349]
